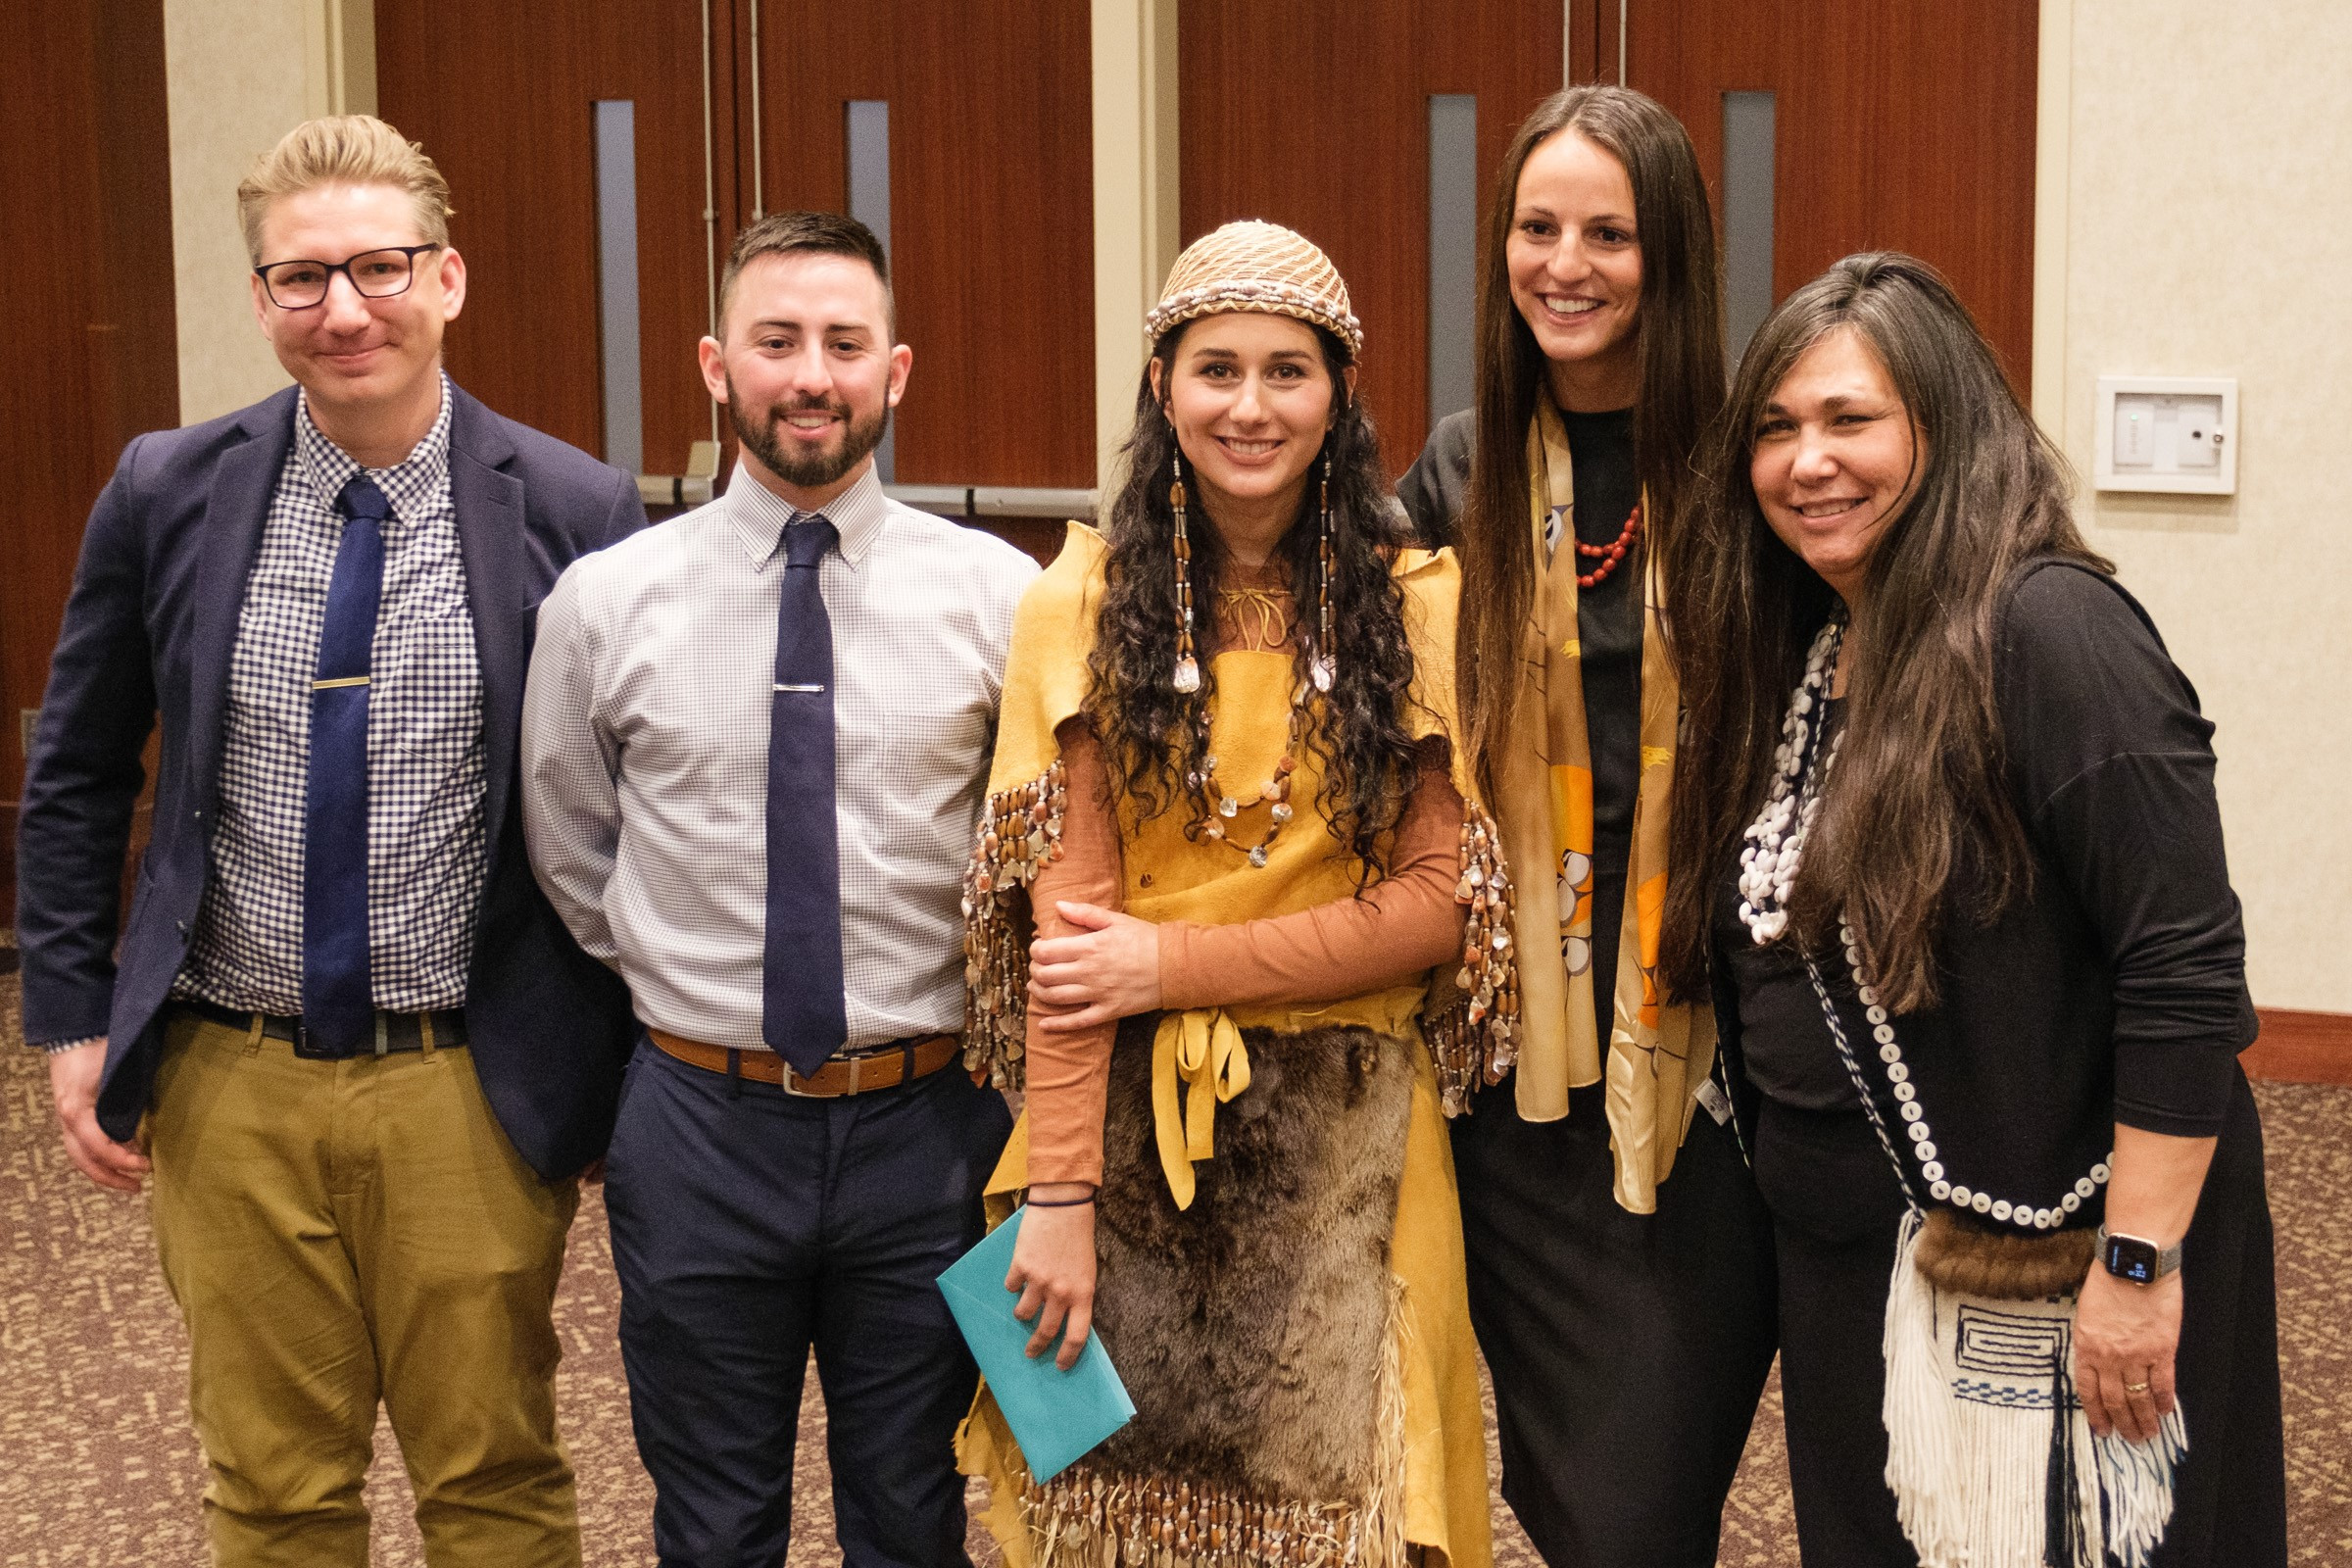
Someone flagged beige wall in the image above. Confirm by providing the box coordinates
[165,0,374,424]
[1090,0,1182,497]
[2035,0,2352,1011]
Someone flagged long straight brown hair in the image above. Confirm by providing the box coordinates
[1658,253,2108,1008]
[1455,85,1724,800]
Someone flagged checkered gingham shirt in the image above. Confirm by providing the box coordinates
[175,375,485,1015]
[521,462,1038,1051]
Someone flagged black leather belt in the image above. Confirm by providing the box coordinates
[173,998,468,1058]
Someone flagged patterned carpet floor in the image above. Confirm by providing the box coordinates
[3,950,2344,1564]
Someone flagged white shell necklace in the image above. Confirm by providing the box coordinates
[1738,617,2112,1231]
[1736,616,1845,945]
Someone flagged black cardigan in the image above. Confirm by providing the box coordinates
[1709,561,2256,1225]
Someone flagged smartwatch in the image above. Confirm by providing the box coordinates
[2095,1224,2182,1285]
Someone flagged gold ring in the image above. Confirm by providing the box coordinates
[2123,1380,2151,1394]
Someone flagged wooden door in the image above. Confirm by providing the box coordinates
[1608,0,2040,386]
[376,0,730,478]
[1178,2,1566,477]
[745,0,1098,489]
[0,0,177,898]
[378,1,1097,492]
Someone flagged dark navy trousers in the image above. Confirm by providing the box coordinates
[604,1038,1013,1568]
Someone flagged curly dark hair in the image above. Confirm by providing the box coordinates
[1084,319,1426,880]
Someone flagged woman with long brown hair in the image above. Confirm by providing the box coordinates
[956,221,1503,1566]
[1398,85,1776,1565]
[1665,252,2282,1565]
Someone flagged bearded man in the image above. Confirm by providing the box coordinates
[520,211,1036,1567]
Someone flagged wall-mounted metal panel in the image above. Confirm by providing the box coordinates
[1427,94,1478,426]
[593,98,644,473]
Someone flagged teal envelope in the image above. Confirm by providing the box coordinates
[936,1206,1135,1484]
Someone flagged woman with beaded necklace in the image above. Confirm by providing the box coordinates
[956,221,1504,1566]
[1664,252,2283,1565]
[1399,86,1777,1565]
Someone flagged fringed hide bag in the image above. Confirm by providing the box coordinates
[1802,945,2188,1568]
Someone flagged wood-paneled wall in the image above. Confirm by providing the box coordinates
[376,0,1097,492]
[749,0,1097,489]
[376,0,728,479]
[1177,2,1565,479]
[1624,0,2039,387]
[0,0,178,903]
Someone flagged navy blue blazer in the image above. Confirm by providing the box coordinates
[16,382,646,1180]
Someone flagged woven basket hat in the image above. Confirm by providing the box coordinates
[1145,220,1363,358]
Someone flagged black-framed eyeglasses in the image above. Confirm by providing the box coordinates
[253,244,443,310]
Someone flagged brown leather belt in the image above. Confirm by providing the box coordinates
[646,1027,960,1097]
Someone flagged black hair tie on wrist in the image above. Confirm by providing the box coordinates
[1025,1190,1098,1208]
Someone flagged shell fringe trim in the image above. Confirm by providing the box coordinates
[1426,804,1520,1117]
[1023,1469,1398,1568]
[962,760,1067,1090]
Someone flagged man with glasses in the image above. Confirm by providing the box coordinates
[17,115,641,1567]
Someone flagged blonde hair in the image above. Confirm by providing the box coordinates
[237,116,454,263]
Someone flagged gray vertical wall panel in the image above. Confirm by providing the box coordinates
[1427,94,1478,427]
[593,99,644,474]
[846,98,895,482]
[1721,90,1777,375]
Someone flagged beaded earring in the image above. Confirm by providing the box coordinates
[1310,447,1336,693]
[1170,447,1200,694]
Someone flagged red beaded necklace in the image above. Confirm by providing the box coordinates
[1573,497,1643,590]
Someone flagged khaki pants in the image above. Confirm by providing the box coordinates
[146,1008,582,1568]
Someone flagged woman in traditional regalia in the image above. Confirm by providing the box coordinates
[956,220,1512,1567]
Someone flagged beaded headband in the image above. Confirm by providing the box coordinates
[1145,220,1363,358]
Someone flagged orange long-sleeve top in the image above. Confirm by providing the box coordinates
[1021,714,1466,1186]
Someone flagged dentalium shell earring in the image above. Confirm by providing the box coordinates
[1170,446,1201,694]
[1310,448,1336,693]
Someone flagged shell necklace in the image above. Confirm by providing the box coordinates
[1741,616,2112,1230]
[1184,670,1308,869]
[1736,616,1845,943]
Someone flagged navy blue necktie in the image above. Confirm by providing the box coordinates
[303,474,388,1053]
[761,514,847,1074]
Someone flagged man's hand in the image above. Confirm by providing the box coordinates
[1028,903,1160,1032]
[48,1040,150,1192]
[1005,1187,1098,1370]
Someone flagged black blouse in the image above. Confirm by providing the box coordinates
[1401,407,1644,1044]
[1709,562,2256,1223]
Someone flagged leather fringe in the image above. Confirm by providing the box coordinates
[961,760,1067,1089]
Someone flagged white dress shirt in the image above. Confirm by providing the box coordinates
[522,461,1037,1050]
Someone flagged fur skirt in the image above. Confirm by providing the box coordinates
[1020,1015,1417,1567]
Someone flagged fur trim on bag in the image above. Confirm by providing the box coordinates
[1912,1206,2096,1299]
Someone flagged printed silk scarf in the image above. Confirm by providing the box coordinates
[1490,397,1714,1213]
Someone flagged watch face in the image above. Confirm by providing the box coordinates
[2105,1233,2161,1284]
